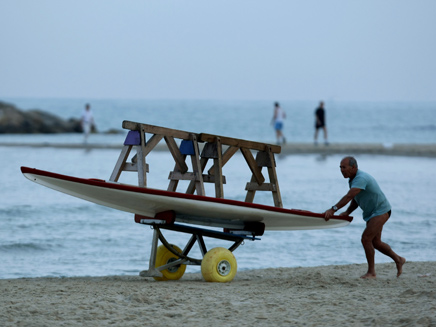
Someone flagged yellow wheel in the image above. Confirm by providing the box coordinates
[201,247,237,283]
[153,244,186,281]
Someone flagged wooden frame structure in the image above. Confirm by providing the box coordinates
[109,120,283,207]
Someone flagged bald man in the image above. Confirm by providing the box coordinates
[324,156,406,279]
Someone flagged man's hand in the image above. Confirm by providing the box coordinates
[324,208,335,221]
[339,211,350,216]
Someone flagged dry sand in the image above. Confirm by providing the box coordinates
[1,261,435,326]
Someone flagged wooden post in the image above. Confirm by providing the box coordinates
[167,136,206,195]
[186,157,209,195]
[240,147,265,185]
[213,137,224,198]
[136,127,147,187]
[164,135,189,174]
[109,145,132,182]
[189,134,205,196]
[244,148,283,207]
[167,155,186,192]
[207,145,239,176]
[266,146,282,208]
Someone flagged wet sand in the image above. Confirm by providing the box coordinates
[1,261,435,326]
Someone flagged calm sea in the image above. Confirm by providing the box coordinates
[0,98,435,279]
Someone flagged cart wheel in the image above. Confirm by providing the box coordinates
[201,247,237,283]
[153,244,186,281]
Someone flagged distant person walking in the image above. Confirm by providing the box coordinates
[324,156,406,279]
[314,101,328,145]
[272,102,286,145]
[81,103,95,143]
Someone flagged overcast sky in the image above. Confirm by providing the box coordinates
[1,1,435,102]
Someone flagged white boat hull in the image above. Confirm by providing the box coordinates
[21,167,352,231]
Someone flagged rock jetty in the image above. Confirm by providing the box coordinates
[0,101,86,134]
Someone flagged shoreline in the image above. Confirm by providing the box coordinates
[1,261,434,326]
[1,141,436,157]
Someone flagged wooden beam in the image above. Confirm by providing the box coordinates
[266,146,283,208]
[244,174,257,203]
[136,128,147,187]
[123,121,196,140]
[132,134,164,164]
[200,133,281,153]
[164,136,188,173]
[245,182,276,191]
[168,172,196,181]
[203,175,226,184]
[186,157,209,194]
[144,134,164,156]
[208,145,239,175]
[122,162,149,172]
[190,134,205,196]
[167,155,186,192]
[213,137,224,198]
[109,145,132,182]
[240,147,265,185]
[168,172,226,184]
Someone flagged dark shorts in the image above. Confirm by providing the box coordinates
[366,210,392,223]
[315,123,325,129]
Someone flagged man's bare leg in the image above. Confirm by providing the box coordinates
[373,238,406,277]
[361,213,405,278]
[361,228,378,278]
[396,257,406,277]
[323,127,328,143]
[361,213,389,278]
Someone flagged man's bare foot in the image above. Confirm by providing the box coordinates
[360,273,376,279]
[396,257,406,277]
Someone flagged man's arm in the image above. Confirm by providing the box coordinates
[340,199,358,216]
[324,188,361,220]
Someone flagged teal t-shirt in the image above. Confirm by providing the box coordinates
[349,170,391,221]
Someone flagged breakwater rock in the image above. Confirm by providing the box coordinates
[0,101,85,134]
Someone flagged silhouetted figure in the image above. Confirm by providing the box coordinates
[314,101,328,145]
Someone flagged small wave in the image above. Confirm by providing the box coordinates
[411,124,436,131]
[0,242,54,252]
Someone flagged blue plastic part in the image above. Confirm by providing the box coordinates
[179,140,195,155]
[124,131,141,145]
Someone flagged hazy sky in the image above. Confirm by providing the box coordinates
[1,1,435,101]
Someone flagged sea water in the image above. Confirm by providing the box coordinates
[0,98,435,279]
[1,98,436,145]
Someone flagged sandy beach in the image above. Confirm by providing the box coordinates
[1,261,434,326]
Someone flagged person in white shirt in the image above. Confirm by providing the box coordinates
[81,103,95,143]
[272,102,286,145]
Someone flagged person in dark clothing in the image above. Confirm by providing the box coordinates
[314,101,328,145]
